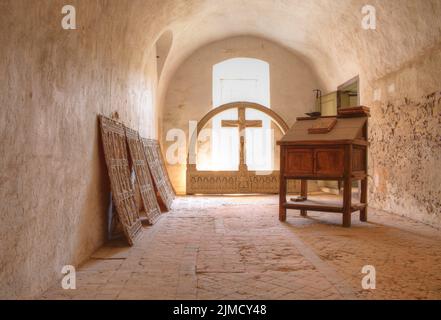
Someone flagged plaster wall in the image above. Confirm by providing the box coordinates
[0,1,160,298]
[162,36,323,193]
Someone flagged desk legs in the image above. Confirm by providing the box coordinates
[280,176,364,227]
[360,177,368,222]
[343,177,352,228]
[279,176,287,222]
[300,180,308,217]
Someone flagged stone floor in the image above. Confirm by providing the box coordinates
[41,194,441,300]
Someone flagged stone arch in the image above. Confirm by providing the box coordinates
[187,101,289,165]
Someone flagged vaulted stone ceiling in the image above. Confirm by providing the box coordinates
[150,0,441,96]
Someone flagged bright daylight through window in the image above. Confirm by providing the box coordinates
[200,58,272,171]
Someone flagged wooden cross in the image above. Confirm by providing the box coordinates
[221,106,262,171]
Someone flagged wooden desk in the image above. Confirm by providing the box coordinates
[277,115,368,227]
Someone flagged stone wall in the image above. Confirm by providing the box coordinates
[365,46,441,229]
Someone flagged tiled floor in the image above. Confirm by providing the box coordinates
[41,194,441,300]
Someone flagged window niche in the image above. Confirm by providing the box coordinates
[206,58,272,171]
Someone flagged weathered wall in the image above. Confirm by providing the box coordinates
[162,36,323,193]
[0,1,160,298]
[363,46,441,229]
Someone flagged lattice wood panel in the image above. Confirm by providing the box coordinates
[125,127,162,225]
[158,144,176,199]
[100,116,142,246]
[141,138,174,211]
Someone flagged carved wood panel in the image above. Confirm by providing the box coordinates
[186,169,298,194]
[99,116,142,246]
[142,138,174,211]
[156,142,176,199]
[125,127,162,225]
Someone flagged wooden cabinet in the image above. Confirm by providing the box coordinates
[277,114,369,227]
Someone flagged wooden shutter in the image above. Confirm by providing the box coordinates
[141,138,174,211]
[100,116,142,245]
[125,127,162,224]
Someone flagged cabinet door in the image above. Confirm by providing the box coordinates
[314,148,344,176]
[285,148,314,175]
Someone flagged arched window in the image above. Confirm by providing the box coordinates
[208,58,272,171]
[213,58,270,107]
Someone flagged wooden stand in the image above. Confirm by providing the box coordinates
[277,113,369,228]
